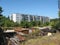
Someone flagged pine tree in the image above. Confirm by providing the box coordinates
[0,6,3,16]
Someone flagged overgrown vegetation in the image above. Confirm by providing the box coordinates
[0,6,20,30]
[21,33,60,45]
[0,6,50,29]
[20,21,47,28]
[50,11,60,32]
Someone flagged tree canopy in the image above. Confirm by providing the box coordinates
[0,6,3,16]
[51,11,60,32]
[0,6,19,27]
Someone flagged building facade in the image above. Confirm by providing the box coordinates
[10,13,50,23]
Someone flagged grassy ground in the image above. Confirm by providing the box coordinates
[21,32,60,45]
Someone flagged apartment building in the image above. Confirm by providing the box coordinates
[10,13,50,23]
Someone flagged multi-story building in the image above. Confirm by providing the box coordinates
[10,13,50,23]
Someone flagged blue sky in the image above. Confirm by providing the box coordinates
[0,0,58,18]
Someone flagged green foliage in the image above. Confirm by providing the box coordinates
[51,11,60,31]
[30,21,42,27]
[20,21,30,28]
[59,11,60,18]
[0,16,5,26]
[0,15,19,27]
[50,21,55,26]
[43,22,50,26]
[37,21,42,26]
[0,6,50,28]
[0,7,20,27]
[0,6,3,15]
[0,16,15,27]
[50,18,59,22]
[50,19,59,30]
[30,21,38,26]
[20,21,42,28]
[52,21,60,31]
[54,11,60,30]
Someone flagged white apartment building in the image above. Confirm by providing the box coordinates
[10,13,50,23]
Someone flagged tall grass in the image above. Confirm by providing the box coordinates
[21,32,60,45]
